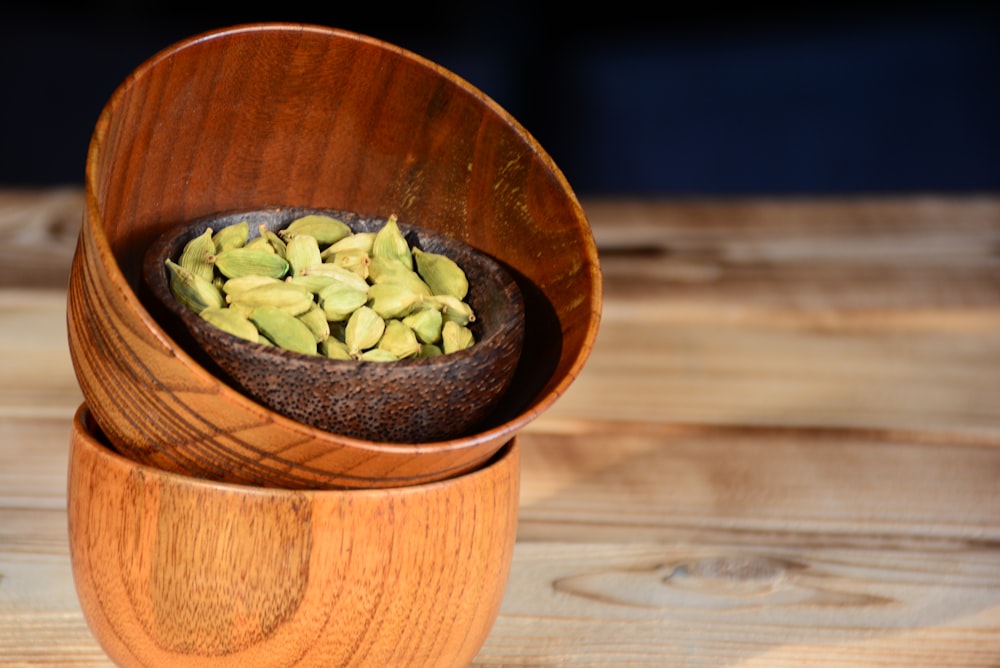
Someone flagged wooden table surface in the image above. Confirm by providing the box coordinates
[2,188,999,666]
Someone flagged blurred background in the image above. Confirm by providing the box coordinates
[2,2,998,196]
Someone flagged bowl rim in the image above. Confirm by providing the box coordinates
[82,21,603,457]
[72,403,518,496]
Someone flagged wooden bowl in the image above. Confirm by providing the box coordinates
[143,206,525,443]
[68,403,519,667]
[66,22,602,489]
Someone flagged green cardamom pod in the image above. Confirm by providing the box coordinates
[427,294,476,326]
[368,256,433,296]
[297,303,331,343]
[320,231,376,259]
[418,343,443,358]
[199,306,259,342]
[326,249,371,279]
[227,282,315,316]
[377,319,421,359]
[245,236,275,253]
[284,234,323,277]
[367,282,424,320]
[360,348,398,362]
[250,305,318,355]
[441,320,475,354]
[318,282,369,322]
[165,259,225,313]
[258,224,287,257]
[178,228,217,281]
[401,307,443,344]
[412,247,469,300]
[284,274,338,296]
[280,214,353,246]
[222,275,282,296]
[320,336,353,360]
[212,220,249,253]
[213,248,290,279]
[345,305,385,356]
[301,262,371,293]
[371,214,412,269]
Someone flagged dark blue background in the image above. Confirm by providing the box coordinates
[2,3,997,195]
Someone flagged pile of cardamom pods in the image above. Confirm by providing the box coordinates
[165,213,476,361]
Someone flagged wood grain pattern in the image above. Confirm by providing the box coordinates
[66,24,601,489]
[2,190,1000,666]
[67,406,519,667]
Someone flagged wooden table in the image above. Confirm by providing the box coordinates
[2,189,999,666]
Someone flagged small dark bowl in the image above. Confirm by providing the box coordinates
[143,206,525,443]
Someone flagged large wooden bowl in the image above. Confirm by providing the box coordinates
[66,23,602,489]
[68,403,519,667]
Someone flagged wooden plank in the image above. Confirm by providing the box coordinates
[516,421,1000,545]
[542,317,1000,436]
[0,289,84,418]
[0,187,84,290]
[475,541,1000,667]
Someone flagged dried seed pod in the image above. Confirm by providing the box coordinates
[320,336,352,360]
[377,319,421,359]
[280,214,352,246]
[285,274,338,296]
[441,320,475,354]
[227,282,315,316]
[367,282,424,320]
[401,307,443,344]
[327,249,371,279]
[250,305,318,355]
[165,259,224,313]
[345,306,385,356]
[199,306,259,342]
[427,294,476,326]
[371,214,412,269]
[318,282,369,322]
[360,348,398,362]
[245,236,275,253]
[178,227,217,281]
[222,275,282,296]
[256,224,287,257]
[284,234,323,277]
[320,231,376,259]
[368,256,433,296]
[213,248,290,279]
[297,304,331,343]
[301,262,371,293]
[212,220,249,253]
[412,247,468,300]
[418,343,443,358]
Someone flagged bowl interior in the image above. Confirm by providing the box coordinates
[142,206,526,442]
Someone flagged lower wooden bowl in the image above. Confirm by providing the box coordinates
[67,403,519,668]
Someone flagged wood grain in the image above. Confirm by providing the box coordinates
[65,24,601,489]
[2,189,1000,666]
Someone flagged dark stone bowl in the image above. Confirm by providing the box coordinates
[143,206,525,443]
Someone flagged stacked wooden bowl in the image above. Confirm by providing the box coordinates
[65,22,601,667]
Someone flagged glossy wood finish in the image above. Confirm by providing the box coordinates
[65,24,601,488]
[67,404,520,667]
[6,192,1000,665]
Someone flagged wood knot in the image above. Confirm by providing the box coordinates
[674,555,796,583]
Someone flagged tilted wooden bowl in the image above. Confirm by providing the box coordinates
[66,22,602,489]
[143,207,525,443]
[68,403,519,667]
